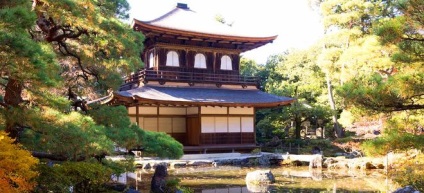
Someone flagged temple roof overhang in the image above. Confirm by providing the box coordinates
[113,86,295,108]
[131,5,277,51]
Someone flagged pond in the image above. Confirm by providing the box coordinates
[114,166,398,192]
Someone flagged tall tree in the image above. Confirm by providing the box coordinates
[312,0,399,137]
[340,0,424,112]
[0,0,183,160]
[250,50,330,140]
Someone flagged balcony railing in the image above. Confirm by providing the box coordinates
[121,69,259,90]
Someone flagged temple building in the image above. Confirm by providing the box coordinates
[111,3,294,153]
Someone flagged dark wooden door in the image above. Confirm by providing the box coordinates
[187,117,200,145]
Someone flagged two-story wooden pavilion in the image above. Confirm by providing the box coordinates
[111,3,294,153]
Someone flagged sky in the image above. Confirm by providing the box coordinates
[127,0,324,64]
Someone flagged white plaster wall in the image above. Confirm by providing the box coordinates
[172,118,186,133]
[158,118,172,133]
[201,106,227,114]
[187,107,199,115]
[228,117,241,133]
[129,116,137,124]
[215,117,228,132]
[229,107,254,115]
[159,107,186,115]
[138,117,144,128]
[201,117,215,133]
[143,118,158,132]
[139,106,157,115]
[128,107,137,114]
[241,117,254,132]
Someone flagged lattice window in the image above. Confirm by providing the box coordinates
[149,52,155,68]
[166,51,179,67]
[220,55,232,70]
[194,53,207,68]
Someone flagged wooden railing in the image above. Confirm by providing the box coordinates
[123,69,259,88]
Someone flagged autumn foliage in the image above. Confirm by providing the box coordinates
[0,131,38,193]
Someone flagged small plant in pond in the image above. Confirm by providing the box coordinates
[251,148,262,154]
[166,178,194,193]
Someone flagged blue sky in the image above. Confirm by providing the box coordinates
[128,0,324,64]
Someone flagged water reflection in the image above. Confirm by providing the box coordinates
[116,166,396,192]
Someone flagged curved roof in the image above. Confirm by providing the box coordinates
[132,4,277,44]
[115,85,294,108]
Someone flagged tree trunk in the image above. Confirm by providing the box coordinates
[325,74,344,138]
[295,115,302,139]
[4,78,24,140]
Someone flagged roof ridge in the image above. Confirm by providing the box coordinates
[142,6,197,23]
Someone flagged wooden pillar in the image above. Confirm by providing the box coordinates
[213,52,216,73]
[136,105,139,126]
[253,107,257,144]
[185,48,189,69]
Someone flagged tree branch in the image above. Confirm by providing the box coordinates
[31,151,68,161]
[58,42,93,80]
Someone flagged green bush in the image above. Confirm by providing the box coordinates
[35,161,113,193]
[139,129,184,159]
[166,178,194,193]
[102,156,135,176]
[360,130,424,156]
[391,154,424,192]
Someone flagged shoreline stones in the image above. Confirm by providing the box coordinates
[393,186,420,193]
[245,170,275,192]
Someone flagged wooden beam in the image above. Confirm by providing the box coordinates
[191,38,204,41]
[162,34,175,38]
[155,43,241,54]
[177,37,190,40]
[205,39,217,42]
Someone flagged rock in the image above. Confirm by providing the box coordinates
[170,161,186,169]
[143,163,152,170]
[151,165,168,193]
[393,186,420,193]
[309,155,322,169]
[187,160,213,166]
[213,159,232,166]
[246,182,272,193]
[245,170,275,193]
[245,170,275,185]
[323,157,335,168]
[258,155,271,166]
[365,162,377,169]
[310,169,323,181]
[334,152,345,157]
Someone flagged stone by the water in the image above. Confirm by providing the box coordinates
[393,186,420,193]
[245,170,275,184]
[151,165,168,193]
[245,170,275,193]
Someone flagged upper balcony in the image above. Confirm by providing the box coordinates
[120,67,259,91]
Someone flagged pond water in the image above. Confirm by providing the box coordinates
[115,166,398,192]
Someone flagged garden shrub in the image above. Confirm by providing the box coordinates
[391,154,424,192]
[361,130,424,156]
[0,131,39,193]
[36,161,113,193]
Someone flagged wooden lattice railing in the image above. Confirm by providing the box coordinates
[122,69,259,89]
